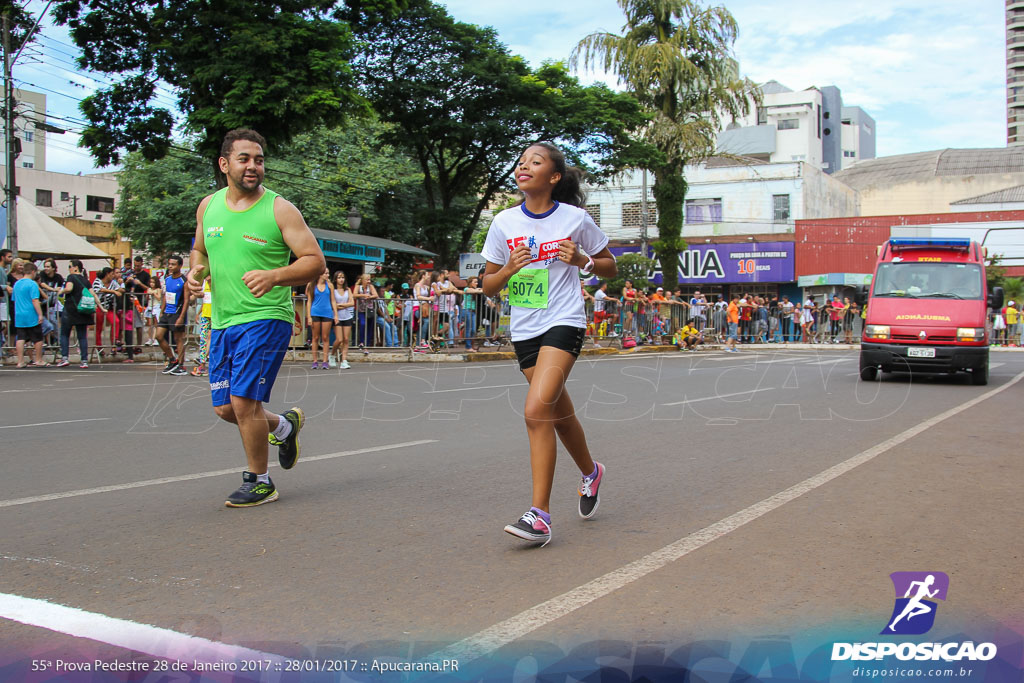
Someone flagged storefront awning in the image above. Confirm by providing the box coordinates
[310,228,435,262]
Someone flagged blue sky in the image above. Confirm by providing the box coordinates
[14,0,1007,175]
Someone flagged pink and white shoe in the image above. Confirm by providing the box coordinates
[504,509,552,546]
[578,462,605,519]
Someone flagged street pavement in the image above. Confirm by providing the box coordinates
[0,348,1021,679]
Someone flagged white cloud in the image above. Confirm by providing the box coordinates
[439,0,1007,157]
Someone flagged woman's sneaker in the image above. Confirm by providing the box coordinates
[504,509,552,546]
[56,358,70,367]
[225,472,278,507]
[340,360,350,369]
[79,361,89,369]
[578,462,605,519]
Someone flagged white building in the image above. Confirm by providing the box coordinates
[717,81,875,175]
[840,106,876,166]
[585,158,859,242]
[0,165,120,222]
[0,87,49,171]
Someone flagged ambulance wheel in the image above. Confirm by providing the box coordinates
[859,364,878,381]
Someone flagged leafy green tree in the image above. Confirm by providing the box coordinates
[0,1,42,55]
[53,0,405,177]
[114,146,213,256]
[986,254,1007,291]
[603,252,656,294]
[355,0,648,266]
[113,119,424,258]
[572,0,755,290]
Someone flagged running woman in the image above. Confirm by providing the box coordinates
[305,268,337,369]
[481,142,617,546]
[187,128,326,508]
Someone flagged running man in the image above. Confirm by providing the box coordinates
[888,574,940,632]
[187,128,326,507]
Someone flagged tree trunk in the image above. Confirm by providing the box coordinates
[651,165,687,291]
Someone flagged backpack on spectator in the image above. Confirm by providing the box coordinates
[77,287,97,313]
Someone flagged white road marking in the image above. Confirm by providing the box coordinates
[429,369,1024,665]
[1,381,196,394]
[425,380,577,394]
[805,358,851,365]
[661,387,775,406]
[0,440,437,509]
[0,417,111,430]
[0,592,285,671]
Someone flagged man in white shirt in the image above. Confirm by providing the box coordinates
[689,290,707,328]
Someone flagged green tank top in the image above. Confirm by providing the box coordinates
[202,187,294,330]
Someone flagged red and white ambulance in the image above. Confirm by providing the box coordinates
[859,238,1003,385]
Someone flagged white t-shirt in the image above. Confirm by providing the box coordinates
[482,202,609,341]
[689,296,706,317]
[334,288,354,320]
[594,289,607,312]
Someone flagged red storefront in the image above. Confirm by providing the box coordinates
[796,211,1024,279]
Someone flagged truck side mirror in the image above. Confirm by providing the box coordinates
[989,286,1004,310]
[854,285,869,305]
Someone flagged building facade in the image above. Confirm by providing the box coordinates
[832,148,1024,216]
[0,165,120,223]
[717,81,875,174]
[0,88,48,171]
[1009,0,1024,146]
[840,106,876,166]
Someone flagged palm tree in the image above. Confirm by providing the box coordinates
[572,0,756,289]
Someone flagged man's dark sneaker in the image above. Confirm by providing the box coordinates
[268,407,305,470]
[504,509,552,546]
[225,471,279,507]
[161,361,178,375]
[578,461,605,519]
[170,365,188,376]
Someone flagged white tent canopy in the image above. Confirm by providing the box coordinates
[0,197,110,259]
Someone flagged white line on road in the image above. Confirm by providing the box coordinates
[0,417,111,430]
[0,593,286,672]
[425,380,577,394]
[0,381,196,394]
[0,440,438,509]
[661,387,775,406]
[805,358,851,365]
[429,369,1024,665]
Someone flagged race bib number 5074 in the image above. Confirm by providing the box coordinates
[508,269,548,309]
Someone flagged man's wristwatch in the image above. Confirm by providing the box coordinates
[580,256,595,276]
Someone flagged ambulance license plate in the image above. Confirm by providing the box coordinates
[908,347,936,358]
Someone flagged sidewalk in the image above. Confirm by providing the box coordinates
[4,341,1023,366]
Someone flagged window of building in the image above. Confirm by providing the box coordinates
[790,155,806,161]
[757,107,767,125]
[773,194,790,222]
[86,195,115,213]
[777,118,799,130]
[841,119,852,126]
[622,201,657,227]
[843,150,856,158]
[22,130,33,142]
[60,191,70,201]
[585,204,601,227]
[685,198,722,224]
[816,105,821,138]
[20,157,34,169]
[823,111,830,119]
[35,189,52,207]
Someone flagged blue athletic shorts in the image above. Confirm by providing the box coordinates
[209,318,292,407]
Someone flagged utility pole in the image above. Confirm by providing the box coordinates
[3,12,16,256]
[640,169,649,259]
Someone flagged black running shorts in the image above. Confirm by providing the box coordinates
[512,325,586,371]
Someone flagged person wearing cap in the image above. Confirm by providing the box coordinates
[1004,300,1020,347]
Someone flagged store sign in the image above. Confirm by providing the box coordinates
[318,238,385,263]
[609,241,794,284]
[459,252,487,279]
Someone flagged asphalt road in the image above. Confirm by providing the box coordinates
[0,348,1021,680]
